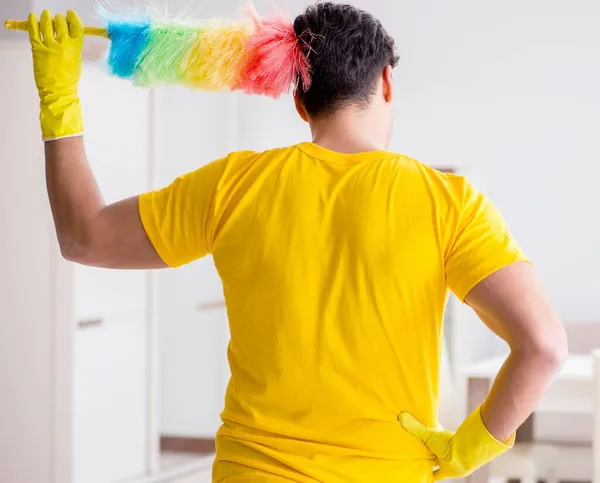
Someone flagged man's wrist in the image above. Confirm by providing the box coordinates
[42,132,85,142]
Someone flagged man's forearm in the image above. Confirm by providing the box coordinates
[481,347,564,443]
[464,262,568,444]
[45,137,105,258]
[30,11,164,270]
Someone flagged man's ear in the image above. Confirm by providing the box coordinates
[294,91,309,123]
[383,65,394,104]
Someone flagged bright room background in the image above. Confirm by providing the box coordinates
[1,0,599,482]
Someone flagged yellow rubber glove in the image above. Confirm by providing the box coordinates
[27,10,84,141]
[399,405,515,480]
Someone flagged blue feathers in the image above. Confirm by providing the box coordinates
[107,21,151,79]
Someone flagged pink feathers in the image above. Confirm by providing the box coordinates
[235,9,311,98]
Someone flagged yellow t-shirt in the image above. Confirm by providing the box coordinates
[138,142,528,482]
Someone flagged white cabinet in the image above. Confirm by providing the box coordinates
[73,315,148,483]
[158,259,229,437]
[155,90,234,439]
[73,266,148,321]
[0,41,59,483]
[0,42,157,483]
[74,65,151,323]
[70,64,155,483]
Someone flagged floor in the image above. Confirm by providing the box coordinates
[163,453,213,483]
[131,453,214,483]
[172,468,212,483]
[160,453,211,471]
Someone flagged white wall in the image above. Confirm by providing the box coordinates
[392,0,600,323]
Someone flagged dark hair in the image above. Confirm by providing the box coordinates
[293,2,399,117]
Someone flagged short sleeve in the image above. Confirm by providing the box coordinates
[445,177,530,302]
[138,157,227,268]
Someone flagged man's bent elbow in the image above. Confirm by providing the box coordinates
[58,231,97,265]
[522,327,568,374]
[60,239,91,264]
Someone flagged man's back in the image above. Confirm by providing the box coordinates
[138,142,527,481]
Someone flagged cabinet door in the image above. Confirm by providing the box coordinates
[73,64,150,320]
[159,257,230,437]
[73,314,148,483]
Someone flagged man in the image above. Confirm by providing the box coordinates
[26,3,567,482]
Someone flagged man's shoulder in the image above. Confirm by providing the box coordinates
[223,146,297,164]
[389,154,468,186]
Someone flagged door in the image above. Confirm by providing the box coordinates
[72,64,155,483]
[73,315,147,483]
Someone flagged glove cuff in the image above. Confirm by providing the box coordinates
[451,404,515,476]
[39,96,84,141]
[474,405,516,449]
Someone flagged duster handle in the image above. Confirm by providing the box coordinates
[4,19,108,38]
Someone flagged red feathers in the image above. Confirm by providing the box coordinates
[234,10,311,98]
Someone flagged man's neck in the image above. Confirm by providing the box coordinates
[309,108,388,154]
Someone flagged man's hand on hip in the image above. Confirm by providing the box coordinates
[27,10,84,141]
[399,405,514,480]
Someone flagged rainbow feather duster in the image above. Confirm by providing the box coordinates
[100,3,311,98]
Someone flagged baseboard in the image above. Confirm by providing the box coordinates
[160,436,216,455]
